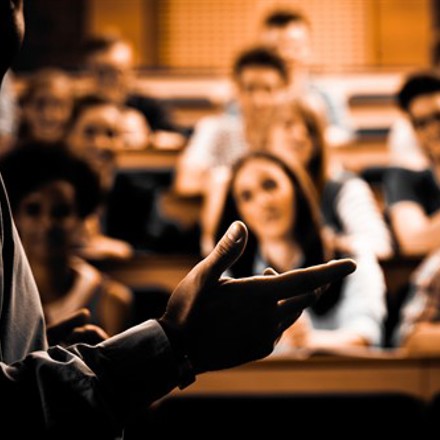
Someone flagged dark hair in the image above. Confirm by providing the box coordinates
[67,94,120,133]
[0,143,102,218]
[397,71,440,112]
[263,9,310,28]
[80,34,125,58]
[232,46,289,83]
[274,99,328,197]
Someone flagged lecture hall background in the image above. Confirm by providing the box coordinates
[10,0,440,436]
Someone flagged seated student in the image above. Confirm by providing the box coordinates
[174,45,289,198]
[258,8,356,148]
[383,72,440,256]
[214,152,386,352]
[81,34,190,148]
[0,143,133,335]
[66,94,134,261]
[386,40,440,171]
[267,99,394,260]
[391,248,440,352]
[17,67,75,146]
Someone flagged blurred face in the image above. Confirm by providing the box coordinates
[261,22,311,68]
[15,180,80,261]
[409,92,440,163]
[233,157,295,241]
[268,109,314,167]
[23,82,73,143]
[68,104,123,187]
[236,67,286,122]
[87,42,134,103]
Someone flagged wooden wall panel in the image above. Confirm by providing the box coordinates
[83,0,433,72]
[376,0,432,67]
[85,0,148,65]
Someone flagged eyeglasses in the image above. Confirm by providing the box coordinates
[412,111,440,129]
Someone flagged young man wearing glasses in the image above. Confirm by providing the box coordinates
[384,72,440,256]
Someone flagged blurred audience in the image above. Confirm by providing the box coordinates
[175,46,289,254]
[175,45,288,196]
[214,152,386,352]
[267,99,394,260]
[384,72,440,353]
[0,144,133,335]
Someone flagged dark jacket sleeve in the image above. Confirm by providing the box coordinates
[0,320,180,438]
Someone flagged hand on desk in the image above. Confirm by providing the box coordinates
[46,308,109,346]
[160,220,356,375]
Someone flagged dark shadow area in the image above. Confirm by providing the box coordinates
[123,393,428,438]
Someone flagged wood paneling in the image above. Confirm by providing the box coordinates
[85,0,149,66]
[376,0,432,67]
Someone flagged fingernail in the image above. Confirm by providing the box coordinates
[227,222,243,243]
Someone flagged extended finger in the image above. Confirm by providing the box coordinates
[198,221,248,282]
[238,258,356,301]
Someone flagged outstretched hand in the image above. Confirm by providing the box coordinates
[160,221,356,374]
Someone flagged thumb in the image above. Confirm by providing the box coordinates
[202,221,248,281]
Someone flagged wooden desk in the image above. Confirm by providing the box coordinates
[114,138,391,174]
[115,149,180,171]
[95,253,201,292]
[177,351,440,402]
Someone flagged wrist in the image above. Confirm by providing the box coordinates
[158,318,196,390]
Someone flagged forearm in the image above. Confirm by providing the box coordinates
[1,320,180,436]
[307,329,369,350]
[395,212,440,255]
[174,160,207,196]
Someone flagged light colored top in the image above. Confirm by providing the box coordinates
[306,251,386,346]
[256,249,386,346]
[181,113,249,171]
[329,172,394,260]
[393,249,440,345]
